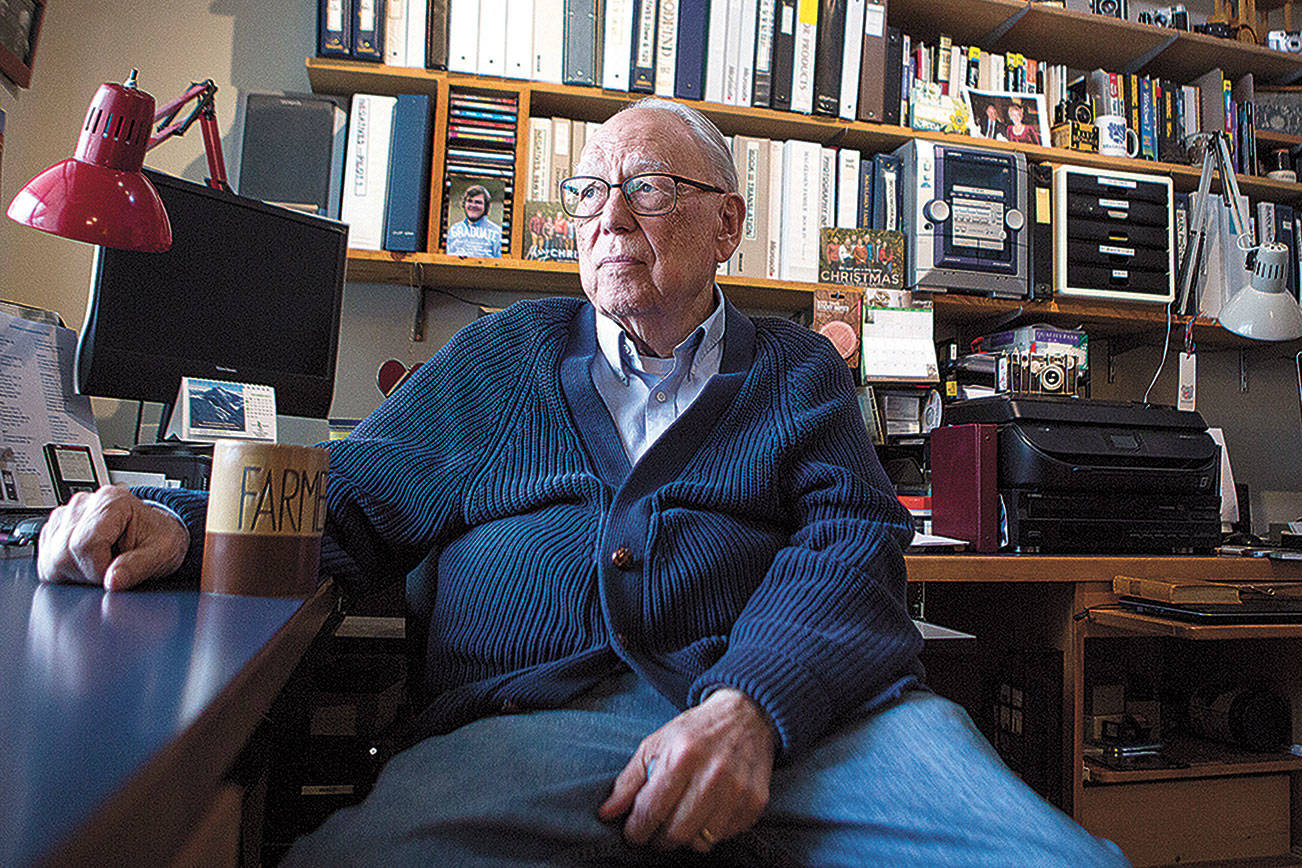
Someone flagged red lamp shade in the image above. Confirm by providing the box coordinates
[6,79,172,251]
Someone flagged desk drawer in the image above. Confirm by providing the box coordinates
[1078,774,1289,866]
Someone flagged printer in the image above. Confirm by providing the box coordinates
[932,396,1220,554]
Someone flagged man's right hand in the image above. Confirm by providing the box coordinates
[37,485,189,590]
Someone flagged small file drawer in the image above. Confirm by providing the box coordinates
[1054,165,1174,304]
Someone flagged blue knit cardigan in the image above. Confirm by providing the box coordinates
[150,296,921,758]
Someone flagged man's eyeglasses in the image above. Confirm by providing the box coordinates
[558,173,727,218]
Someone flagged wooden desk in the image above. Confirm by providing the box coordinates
[906,553,1302,867]
[0,559,335,866]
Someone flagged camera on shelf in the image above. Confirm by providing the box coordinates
[1268,30,1302,53]
[1055,97,1094,126]
[1090,0,1126,19]
[1009,351,1079,396]
[1138,4,1188,29]
[1193,21,1238,39]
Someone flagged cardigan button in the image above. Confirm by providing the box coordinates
[611,547,635,569]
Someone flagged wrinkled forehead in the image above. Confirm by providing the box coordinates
[576,110,706,179]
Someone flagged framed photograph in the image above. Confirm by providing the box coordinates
[444,177,506,258]
[523,201,577,262]
[0,0,44,89]
[964,89,1050,147]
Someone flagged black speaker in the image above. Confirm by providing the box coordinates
[238,92,348,218]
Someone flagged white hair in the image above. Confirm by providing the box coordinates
[617,97,738,193]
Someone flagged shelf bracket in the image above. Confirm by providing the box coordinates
[411,262,427,343]
[964,304,1026,342]
[981,4,1031,48]
[1120,34,1177,76]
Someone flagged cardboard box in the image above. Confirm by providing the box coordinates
[1051,121,1099,152]
[979,325,1088,378]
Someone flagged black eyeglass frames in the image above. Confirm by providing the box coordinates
[558,173,727,218]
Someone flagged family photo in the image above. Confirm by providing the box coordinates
[965,89,1049,146]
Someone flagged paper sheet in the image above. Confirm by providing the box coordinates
[0,308,108,508]
[860,296,940,383]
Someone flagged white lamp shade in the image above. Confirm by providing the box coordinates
[1218,243,1302,342]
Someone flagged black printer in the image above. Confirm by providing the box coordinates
[940,396,1221,554]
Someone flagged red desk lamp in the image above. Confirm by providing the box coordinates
[6,69,230,252]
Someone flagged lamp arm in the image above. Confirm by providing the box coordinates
[146,79,230,193]
[1213,132,1250,243]
[1175,131,1253,315]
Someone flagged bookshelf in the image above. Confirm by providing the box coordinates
[306,0,1302,350]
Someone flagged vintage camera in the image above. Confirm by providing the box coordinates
[1153,4,1188,28]
[1007,352,1079,395]
[1268,30,1302,53]
[1055,97,1094,126]
[1033,354,1076,395]
[1090,0,1126,19]
[1194,21,1238,39]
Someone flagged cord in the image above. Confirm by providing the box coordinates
[1142,300,1175,405]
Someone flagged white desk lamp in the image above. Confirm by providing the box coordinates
[1176,131,1302,342]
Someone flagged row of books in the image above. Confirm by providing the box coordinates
[522,123,908,280]
[339,92,435,252]
[319,0,1061,127]
[1076,66,1269,176]
[316,0,1275,178]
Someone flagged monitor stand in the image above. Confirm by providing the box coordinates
[134,401,212,456]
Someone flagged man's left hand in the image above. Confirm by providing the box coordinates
[597,687,777,852]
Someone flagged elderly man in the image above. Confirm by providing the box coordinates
[38,98,1127,866]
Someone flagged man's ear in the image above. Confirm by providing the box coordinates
[714,192,746,264]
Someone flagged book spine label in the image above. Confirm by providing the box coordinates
[752,0,776,106]
[630,0,658,92]
[447,0,479,70]
[352,0,387,60]
[675,0,709,99]
[769,0,797,110]
[384,94,433,251]
[320,0,353,56]
[654,0,679,96]
[792,0,818,113]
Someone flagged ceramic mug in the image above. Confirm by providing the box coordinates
[201,440,329,598]
[1096,114,1139,159]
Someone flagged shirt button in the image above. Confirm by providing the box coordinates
[611,547,634,569]
[655,391,667,403]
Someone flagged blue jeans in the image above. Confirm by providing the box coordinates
[283,673,1129,866]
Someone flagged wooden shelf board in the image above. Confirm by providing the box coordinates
[1257,129,1302,147]
[889,0,1027,46]
[342,251,1302,344]
[1084,735,1302,784]
[307,58,1302,206]
[995,6,1175,74]
[306,57,442,96]
[1085,606,1302,638]
[1139,32,1302,85]
[905,553,1302,583]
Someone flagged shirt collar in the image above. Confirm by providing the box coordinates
[595,285,726,386]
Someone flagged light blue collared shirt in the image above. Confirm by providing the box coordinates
[590,286,727,466]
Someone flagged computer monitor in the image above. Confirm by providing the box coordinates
[76,168,348,420]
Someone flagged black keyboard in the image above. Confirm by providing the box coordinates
[0,510,50,545]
